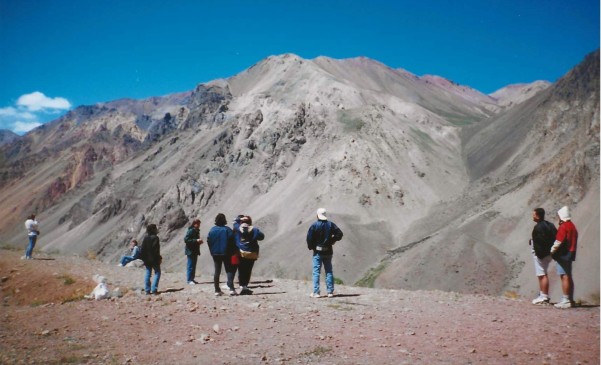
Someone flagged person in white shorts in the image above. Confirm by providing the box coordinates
[530,208,557,305]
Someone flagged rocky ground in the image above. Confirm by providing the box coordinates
[0,248,598,365]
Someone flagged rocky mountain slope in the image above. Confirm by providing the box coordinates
[0,51,598,303]
[0,129,20,146]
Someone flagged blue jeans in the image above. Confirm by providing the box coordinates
[25,235,37,258]
[144,264,161,293]
[312,253,334,294]
[186,255,198,282]
[556,259,573,276]
[120,256,136,266]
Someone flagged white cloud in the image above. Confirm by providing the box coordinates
[17,91,71,111]
[0,106,37,120]
[0,92,71,134]
[13,121,42,134]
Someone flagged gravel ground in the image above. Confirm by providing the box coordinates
[0,249,598,365]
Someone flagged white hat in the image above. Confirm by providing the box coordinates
[557,206,571,221]
[316,208,327,220]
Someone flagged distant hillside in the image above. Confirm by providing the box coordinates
[0,129,20,146]
[0,51,597,303]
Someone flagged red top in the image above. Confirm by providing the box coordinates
[556,220,578,261]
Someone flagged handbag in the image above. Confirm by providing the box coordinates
[239,250,258,260]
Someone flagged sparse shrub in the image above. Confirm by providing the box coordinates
[58,275,75,285]
[334,277,344,285]
[86,250,97,260]
[327,304,352,311]
[303,346,332,357]
[62,293,86,304]
[504,291,519,299]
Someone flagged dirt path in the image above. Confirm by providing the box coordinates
[0,249,598,364]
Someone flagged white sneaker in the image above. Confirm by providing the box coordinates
[554,298,573,309]
[327,293,334,298]
[229,289,238,296]
[532,295,550,305]
[214,291,224,296]
[21,256,26,260]
[188,281,196,285]
[310,293,321,298]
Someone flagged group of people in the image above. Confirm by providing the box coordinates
[529,206,578,308]
[24,205,579,306]
[127,208,343,297]
[128,214,265,295]
[183,214,265,296]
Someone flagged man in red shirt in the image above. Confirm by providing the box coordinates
[550,206,578,309]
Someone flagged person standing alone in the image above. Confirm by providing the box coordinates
[140,224,161,295]
[550,206,578,308]
[306,208,343,298]
[529,208,557,305]
[23,214,39,260]
[184,219,203,285]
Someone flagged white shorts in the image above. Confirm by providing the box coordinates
[532,251,552,276]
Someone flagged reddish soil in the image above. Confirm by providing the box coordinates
[0,249,598,364]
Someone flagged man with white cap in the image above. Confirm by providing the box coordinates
[306,208,343,298]
[550,206,578,308]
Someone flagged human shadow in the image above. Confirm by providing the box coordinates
[244,291,287,296]
[248,284,274,289]
[250,279,274,284]
[159,288,184,294]
[331,294,361,298]
[33,257,55,261]
[573,304,600,309]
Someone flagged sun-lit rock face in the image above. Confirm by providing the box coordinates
[0,51,597,301]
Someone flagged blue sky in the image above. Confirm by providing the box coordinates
[1,0,599,134]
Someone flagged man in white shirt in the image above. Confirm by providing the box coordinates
[23,214,39,259]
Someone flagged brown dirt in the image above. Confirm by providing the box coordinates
[0,248,598,365]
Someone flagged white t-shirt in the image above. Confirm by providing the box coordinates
[25,219,39,236]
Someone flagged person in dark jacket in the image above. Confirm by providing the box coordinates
[207,213,238,296]
[306,208,343,298]
[233,215,264,295]
[184,219,203,285]
[140,224,161,294]
[529,208,557,305]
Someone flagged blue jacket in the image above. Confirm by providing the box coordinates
[306,220,343,255]
[233,219,264,253]
[207,225,235,256]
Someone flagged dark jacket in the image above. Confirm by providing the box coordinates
[306,220,343,256]
[207,225,236,256]
[184,226,201,256]
[140,234,161,266]
[532,220,557,259]
[233,219,264,254]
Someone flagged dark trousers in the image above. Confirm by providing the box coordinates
[212,255,236,292]
[238,257,255,287]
